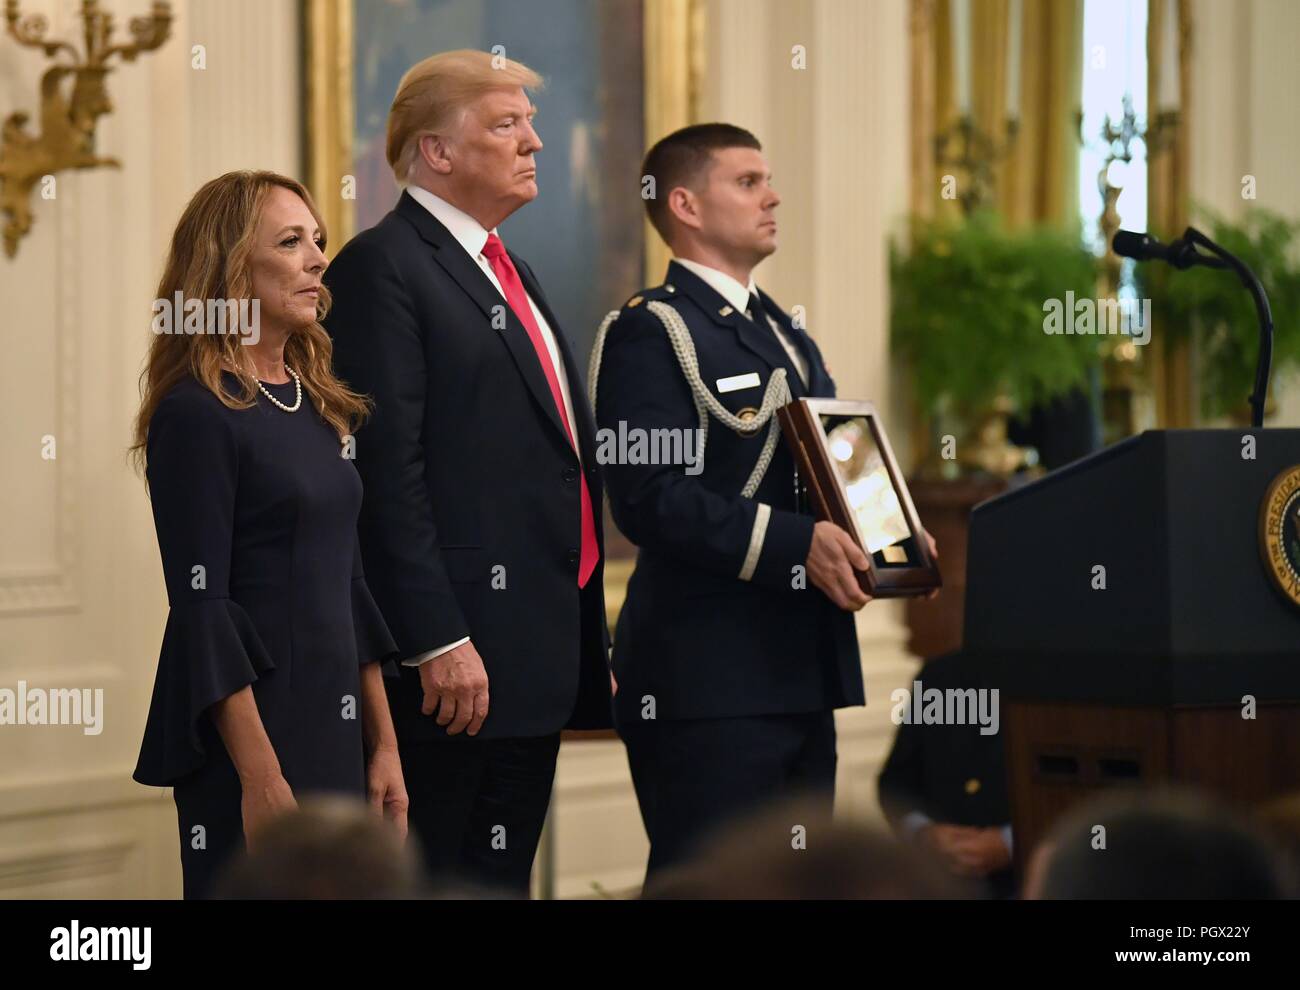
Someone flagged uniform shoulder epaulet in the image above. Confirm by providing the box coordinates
[622,282,678,313]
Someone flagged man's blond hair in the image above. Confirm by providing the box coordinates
[386,49,544,183]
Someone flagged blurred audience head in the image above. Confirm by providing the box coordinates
[1253,790,1300,894]
[214,795,425,899]
[645,798,969,900]
[1027,788,1287,900]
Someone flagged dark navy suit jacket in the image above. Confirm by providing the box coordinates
[323,190,612,741]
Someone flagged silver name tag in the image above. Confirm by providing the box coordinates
[716,372,761,393]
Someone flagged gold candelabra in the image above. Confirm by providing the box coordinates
[1077,93,1180,441]
[0,0,171,258]
[1079,93,1180,291]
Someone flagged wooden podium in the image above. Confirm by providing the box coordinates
[964,430,1300,873]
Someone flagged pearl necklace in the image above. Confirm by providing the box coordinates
[256,365,302,412]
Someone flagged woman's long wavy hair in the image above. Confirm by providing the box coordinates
[130,170,370,474]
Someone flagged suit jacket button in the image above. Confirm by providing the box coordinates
[562,466,578,482]
[566,548,580,566]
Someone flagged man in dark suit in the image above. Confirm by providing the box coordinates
[323,50,611,896]
[594,123,912,883]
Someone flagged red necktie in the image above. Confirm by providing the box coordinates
[482,233,599,588]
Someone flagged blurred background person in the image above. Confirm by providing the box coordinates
[878,651,1014,897]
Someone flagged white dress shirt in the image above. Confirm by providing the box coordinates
[672,257,810,386]
[402,185,580,667]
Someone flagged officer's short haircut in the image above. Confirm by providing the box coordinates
[642,123,762,243]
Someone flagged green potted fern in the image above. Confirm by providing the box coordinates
[891,211,1101,477]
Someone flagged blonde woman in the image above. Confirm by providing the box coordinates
[131,171,408,899]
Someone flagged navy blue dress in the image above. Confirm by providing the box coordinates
[133,372,398,898]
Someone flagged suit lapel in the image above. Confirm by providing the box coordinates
[514,253,600,465]
[396,192,569,444]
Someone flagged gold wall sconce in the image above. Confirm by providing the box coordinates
[0,0,171,258]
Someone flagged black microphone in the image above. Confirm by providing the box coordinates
[1113,226,1273,427]
[1112,229,1222,270]
[1113,230,1177,263]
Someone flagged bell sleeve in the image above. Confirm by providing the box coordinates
[132,385,276,787]
[350,531,399,666]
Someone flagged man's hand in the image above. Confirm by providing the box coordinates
[924,529,938,561]
[806,520,871,611]
[923,529,940,601]
[419,640,490,736]
[918,823,1011,877]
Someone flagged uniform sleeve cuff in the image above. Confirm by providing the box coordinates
[740,505,815,590]
[738,504,772,581]
[900,810,935,838]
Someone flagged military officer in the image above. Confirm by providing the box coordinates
[592,123,916,885]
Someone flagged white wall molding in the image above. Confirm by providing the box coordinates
[0,839,136,894]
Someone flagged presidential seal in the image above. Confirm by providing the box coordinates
[1259,465,1300,607]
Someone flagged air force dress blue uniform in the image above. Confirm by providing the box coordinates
[592,259,865,879]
